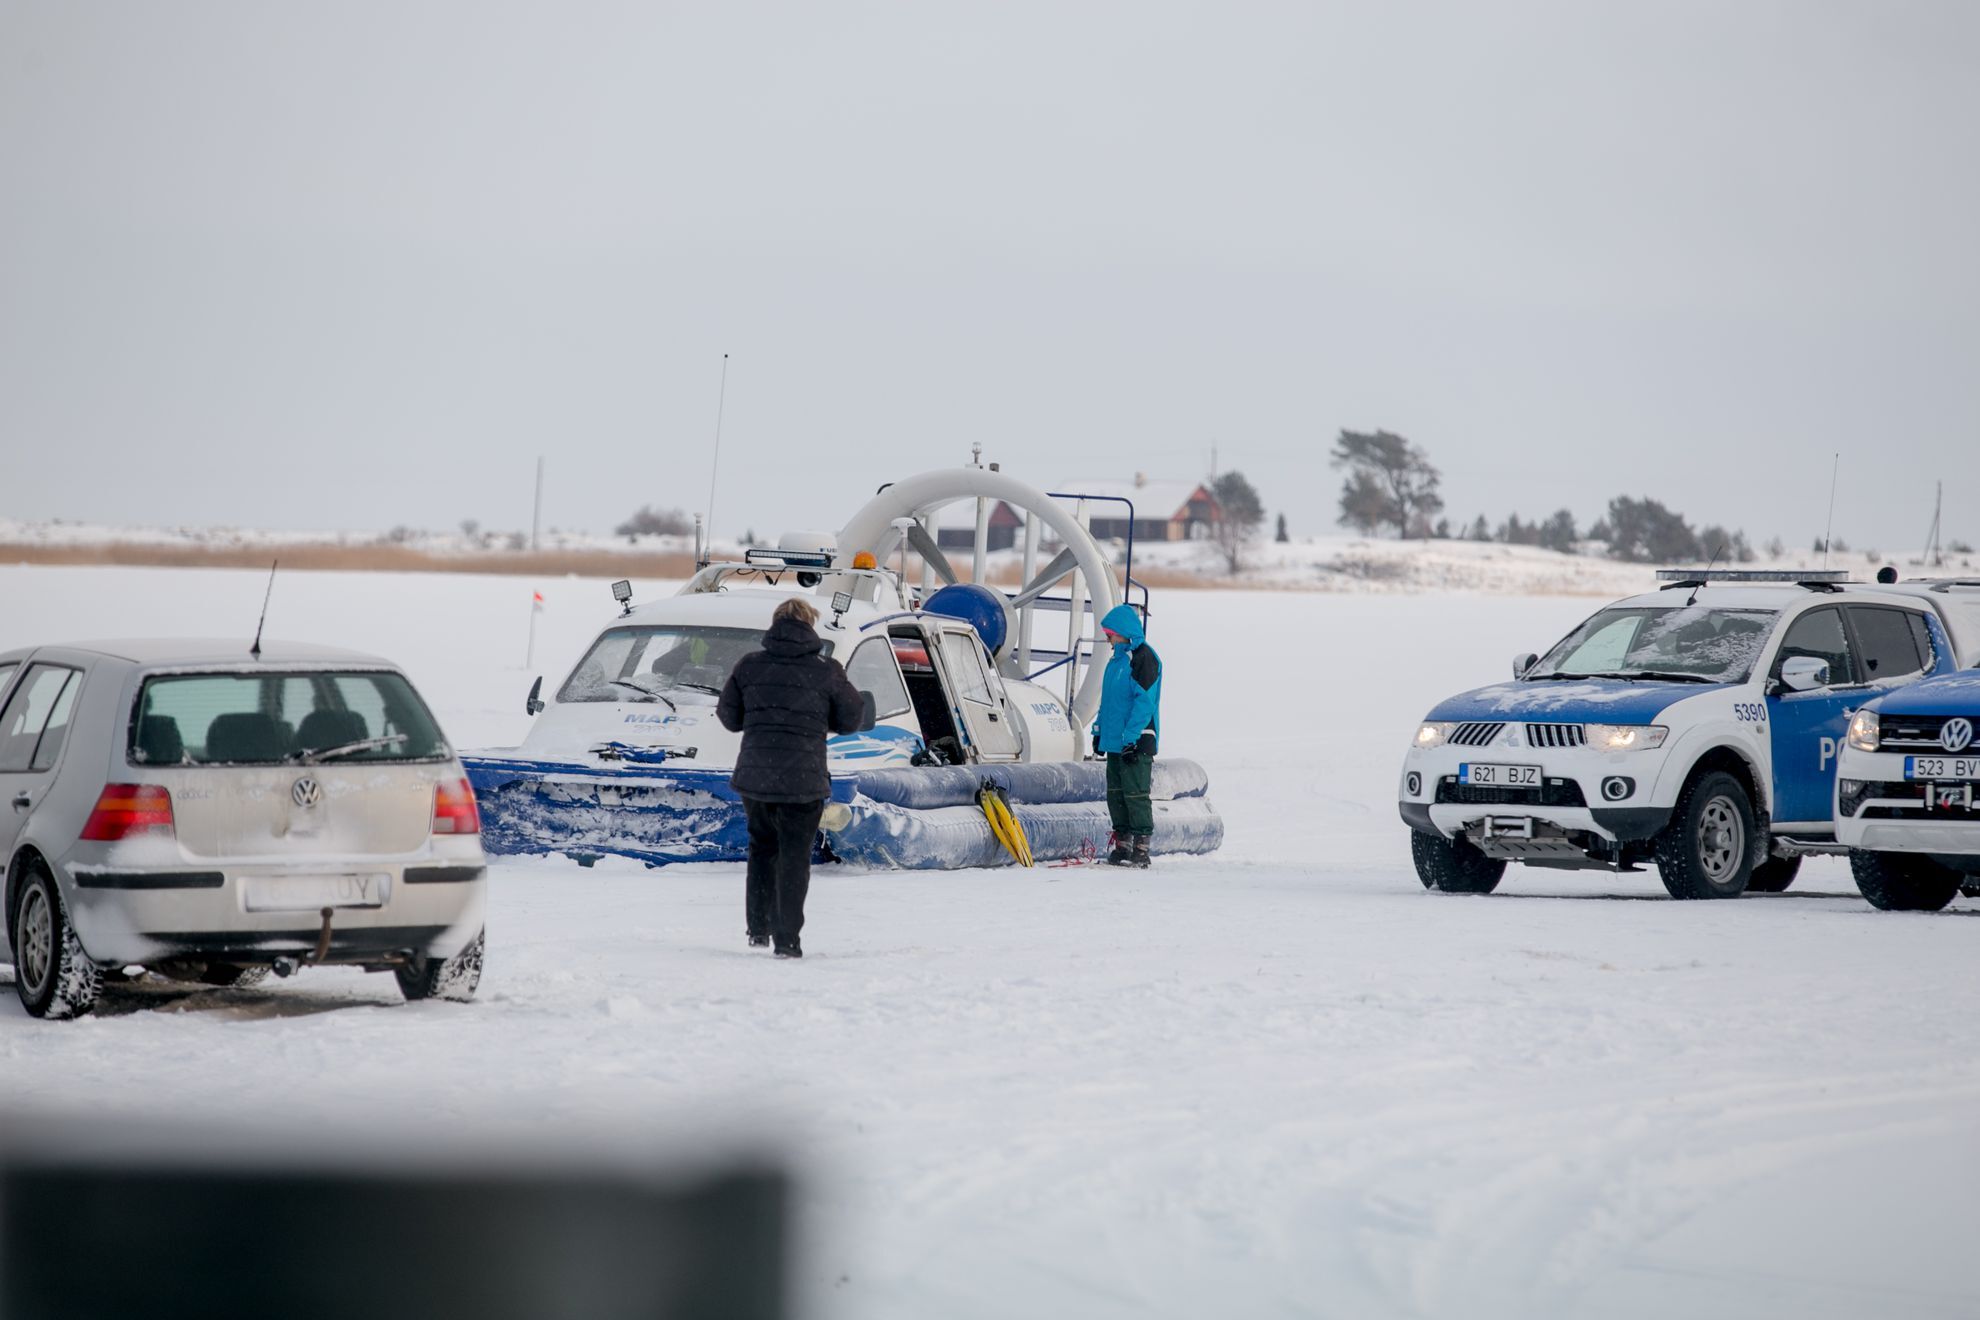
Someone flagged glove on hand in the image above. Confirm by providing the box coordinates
[1120,744,1140,764]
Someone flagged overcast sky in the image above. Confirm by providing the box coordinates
[2,1,1975,552]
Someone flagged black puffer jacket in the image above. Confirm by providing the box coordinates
[717,615,866,803]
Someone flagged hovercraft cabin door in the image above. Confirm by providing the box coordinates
[934,626,1021,761]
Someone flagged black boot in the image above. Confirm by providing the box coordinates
[774,941,803,959]
[1128,834,1152,868]
[748,933,770,949]
[1105,833,1132,866]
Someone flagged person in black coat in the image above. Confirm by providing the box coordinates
[717,596,866,958]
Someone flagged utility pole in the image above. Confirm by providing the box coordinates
[530,457,545,552]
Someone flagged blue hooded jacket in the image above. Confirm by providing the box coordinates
[1092,603,1162,755]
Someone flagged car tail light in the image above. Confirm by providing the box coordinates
[433,778,481,835]
[80,784,176,841]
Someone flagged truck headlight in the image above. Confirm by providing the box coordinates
[1415,722,1458,749]
[1585,724,1668,751]
[1846,709,1880,753]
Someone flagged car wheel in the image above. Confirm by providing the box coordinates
[13,865,101,1020]
[395,929,484,1003]
[1655,771,1755,899]
[1410,830,1505,894]
[1850,850,1960,912]
[1745,855,1802,894]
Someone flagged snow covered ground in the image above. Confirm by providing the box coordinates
[1,565,1976,1318]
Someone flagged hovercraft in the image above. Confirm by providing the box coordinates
[462,465,1224,869]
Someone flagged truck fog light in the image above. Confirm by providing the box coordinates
[1600,776,1636,802]
[1405,772,1423,796]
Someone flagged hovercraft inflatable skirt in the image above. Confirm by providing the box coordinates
[828,760,1222,869]
[462,754,1223,870]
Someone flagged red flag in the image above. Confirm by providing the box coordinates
[532,591,545,611]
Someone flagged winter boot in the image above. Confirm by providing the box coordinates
[775,941,803,960]
[1106,833,1133,866]
[748,934,771,949]
[1128,835,1152,868]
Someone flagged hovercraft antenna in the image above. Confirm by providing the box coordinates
[702,353,731,559]
[250,559,278,659]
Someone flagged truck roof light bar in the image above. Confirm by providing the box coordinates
[1655,568,1851,590]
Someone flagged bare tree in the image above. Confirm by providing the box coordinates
[1210,471,1266,574]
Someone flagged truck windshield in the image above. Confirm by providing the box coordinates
[132,671,449,766]
[1528,606,1778,684]
[559,626,808,704]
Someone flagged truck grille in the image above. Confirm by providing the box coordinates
[1879,715,1979,752]
[1525,723,1586,749]
[1436,777,1587,808]
[1448,722,1503,747]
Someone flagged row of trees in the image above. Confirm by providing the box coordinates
[1327,429,1761,564]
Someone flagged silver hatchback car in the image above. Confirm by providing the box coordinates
[1,639,487,1019]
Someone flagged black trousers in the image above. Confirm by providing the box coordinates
[743,797,825,945]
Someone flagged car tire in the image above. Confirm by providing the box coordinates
[1745,855,1802,894]
[1410,830,1505,894]
[395,929,484,1003]
[1850,850,1960,912]
[1655,771,1756,900]
[12,865,102,1020]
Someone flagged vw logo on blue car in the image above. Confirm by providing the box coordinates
[1942,718,1975,754]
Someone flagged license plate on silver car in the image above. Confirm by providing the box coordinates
[1459,763,1541,787]
[242,874,392,913]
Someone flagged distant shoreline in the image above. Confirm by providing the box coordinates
[0,541,701,579]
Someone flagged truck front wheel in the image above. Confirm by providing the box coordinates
[1851,851,1960,912]
[1410,830,1505,894]
[1655,771,1756,899]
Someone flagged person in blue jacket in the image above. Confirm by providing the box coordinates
[1091,603,1162,867]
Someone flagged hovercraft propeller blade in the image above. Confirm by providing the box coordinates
[905,521,961,585]
[1008,546,1081,609]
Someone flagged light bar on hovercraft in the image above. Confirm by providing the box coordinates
[744,546,835,570]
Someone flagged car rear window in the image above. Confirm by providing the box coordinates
[132,671,448,766]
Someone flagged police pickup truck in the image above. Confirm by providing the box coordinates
[1399,570,1968,899]
[1833,580,1980,911]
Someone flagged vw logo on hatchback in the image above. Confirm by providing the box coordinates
[1942,718,1976,753]
[291,777,323,809]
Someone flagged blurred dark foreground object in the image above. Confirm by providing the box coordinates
[0,1121,790,1320]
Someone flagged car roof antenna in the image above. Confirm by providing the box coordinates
[1686,543,1728,607]
[250,559,279,659]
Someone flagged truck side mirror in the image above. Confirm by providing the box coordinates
[859,691,879,732]
[526,676,545,716]
[1512,652,1538,680]
[1778,656,1830,693]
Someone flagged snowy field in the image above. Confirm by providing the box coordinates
[1,564,1976,1318]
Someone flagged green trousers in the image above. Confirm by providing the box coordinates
[1105,752,1154,836]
